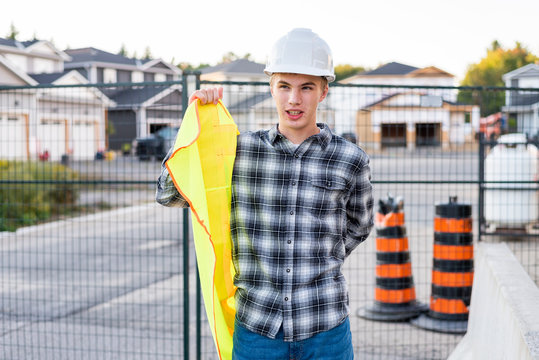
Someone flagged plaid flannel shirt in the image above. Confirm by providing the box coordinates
[156,123,373,342]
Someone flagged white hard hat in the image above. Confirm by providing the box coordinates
[264,28,335,83]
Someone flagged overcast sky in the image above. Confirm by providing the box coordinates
[2,0,538,81]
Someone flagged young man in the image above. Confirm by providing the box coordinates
[156,28,373,360]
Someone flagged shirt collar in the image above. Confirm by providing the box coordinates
[268,123,332,150]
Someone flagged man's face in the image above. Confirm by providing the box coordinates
[270,73,329,139]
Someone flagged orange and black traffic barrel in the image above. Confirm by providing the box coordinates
[411,196,472,334]
[358,194,427,321]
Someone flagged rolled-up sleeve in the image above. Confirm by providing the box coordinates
[155,148,189,208]
[344,158,374,256]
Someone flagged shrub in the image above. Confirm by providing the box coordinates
[0,161,79,231]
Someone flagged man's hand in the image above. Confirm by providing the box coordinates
[189,87,224,105]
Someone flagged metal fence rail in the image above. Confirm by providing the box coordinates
[1,78,538,359]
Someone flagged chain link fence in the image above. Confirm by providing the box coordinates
[1,78,538,359]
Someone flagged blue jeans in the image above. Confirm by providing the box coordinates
[232,318,354,360]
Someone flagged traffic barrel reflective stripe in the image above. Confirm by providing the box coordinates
[430,298,469,315]
[432,271,474,287]
[433,244,473,260]
[375,288,416,304]
[376,263,412,278]
[434,217,472,233]
[377,237,409,252]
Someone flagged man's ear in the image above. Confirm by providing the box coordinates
[319,84,329,102]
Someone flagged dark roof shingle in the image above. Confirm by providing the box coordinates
[362,62,419,76]
[65,47,150,66]
[28,72,67,84]
[201,58,265,75]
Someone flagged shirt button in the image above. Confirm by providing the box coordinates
[286,268,291,273]
[287,240,292,244]
[291,181,296,186]
[289,211,294,215]
[284,297,289,301]
[294,154,299,158]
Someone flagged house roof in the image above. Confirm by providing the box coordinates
[362,62,419,76]
[340,62,454,84]
[0,38,40,49]
[105,85,178,107]
[201,58,266,75]
[28,72,67,84]
[0,38,17,47]
[0,37,71,61]
[408,66,454,77]
[65,47,148,67]
[64,47,181,74]
[502,63,539,81]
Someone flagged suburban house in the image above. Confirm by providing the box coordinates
[200,58,335,131]
[200,59,270,131]
[0,38,112,161]
[64,47,183,151]
[337,62,478,149]
[356,92,478,150]
[502,63,539,137]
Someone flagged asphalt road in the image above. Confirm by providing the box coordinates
[0,204,194,360]
[0,150,515,359]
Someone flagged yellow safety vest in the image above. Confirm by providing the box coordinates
[166,100,238,360]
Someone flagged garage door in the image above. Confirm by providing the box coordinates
[381,123,407,147]
[416,123,441,146]
[37,119,66,162]
[72,121,97,160]
[0,114,27,160]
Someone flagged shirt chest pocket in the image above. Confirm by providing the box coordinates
[310,176,349,205]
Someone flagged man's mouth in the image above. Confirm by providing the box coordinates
[286,110,303,117]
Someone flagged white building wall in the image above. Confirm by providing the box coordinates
[32,58,58,74]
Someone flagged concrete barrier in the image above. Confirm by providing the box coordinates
[448,242,539,360]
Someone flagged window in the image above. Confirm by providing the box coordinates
[103,68,117,83]
[117,70,131,83]
[144,73,155,82]
[464,112,471,124]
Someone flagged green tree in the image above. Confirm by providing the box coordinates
[7,22,19,40]
[221,51,252,63]
[334,64,366,82]
[177,62,210,71]
[142,46,153,60]
[118,44,128,57]
[457,41,539,116]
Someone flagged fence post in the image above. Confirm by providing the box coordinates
[478,132,485,242]
[181,73,190,360]
[183,207,190,359]
[194,72,202,360]
[180,71,203,360]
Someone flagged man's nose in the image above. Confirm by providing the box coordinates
[288,89,301,105]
